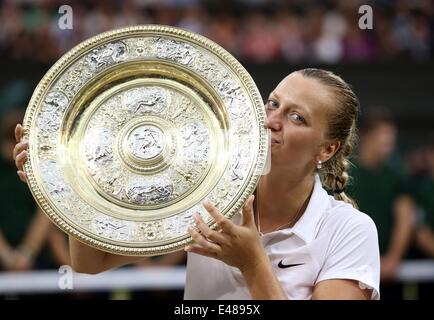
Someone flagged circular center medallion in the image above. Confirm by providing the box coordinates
[127,125,165,160]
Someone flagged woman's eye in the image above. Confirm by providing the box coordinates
[266,100,278,109]
[289,113,305,124]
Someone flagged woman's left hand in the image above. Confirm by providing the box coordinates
[186,195,268,273]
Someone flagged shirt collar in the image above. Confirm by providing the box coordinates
[289,174,329,244]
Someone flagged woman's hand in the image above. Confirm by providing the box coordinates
[186,195,268,274]
[12,124,28,182]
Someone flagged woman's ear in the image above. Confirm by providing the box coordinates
[319,140,341,163]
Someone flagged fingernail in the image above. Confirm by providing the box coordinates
[184,246,191,252]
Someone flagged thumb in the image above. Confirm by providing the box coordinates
[242,195,255,227]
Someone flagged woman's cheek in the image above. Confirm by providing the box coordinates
[286,127,313,149]
[286,130,319,158]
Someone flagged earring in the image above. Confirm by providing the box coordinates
[317,160,322,169]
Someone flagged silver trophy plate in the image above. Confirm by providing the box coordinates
[23,25,269,256]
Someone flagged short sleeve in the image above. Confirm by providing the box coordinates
[316,212,381,300]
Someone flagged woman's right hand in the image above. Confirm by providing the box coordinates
[13,124,29,183]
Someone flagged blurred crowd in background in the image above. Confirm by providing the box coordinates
[0,0,434,300]
[0,0,433,64]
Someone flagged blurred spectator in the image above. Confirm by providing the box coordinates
[347,107,416,289]
[343,22,376,62]
[414,138,434,257]
[176,6,206,34]
[393,7,431,60]
[206,14,240,56]
[240,12,280,63]
[275,12,306,63]
[0,0,431,64]
[313,10,346,63]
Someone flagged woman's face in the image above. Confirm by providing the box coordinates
[265,72,334,173]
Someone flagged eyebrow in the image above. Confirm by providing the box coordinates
[269,91,311,119]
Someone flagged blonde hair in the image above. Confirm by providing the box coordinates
[298,68,359,208]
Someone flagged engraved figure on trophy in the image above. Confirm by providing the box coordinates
[40,160,71,200]
[156,38,197,65]
[37,91,69,134]
[181,122,209,163]
[86,41,127,72]
[229,144,252,184]
[125,87,167,115]
[45,91,69,114]
[126,178,174,205]
[93,216,130,240]
[218,79,248,120]
[84,127,114,166]
[128,125,165,160]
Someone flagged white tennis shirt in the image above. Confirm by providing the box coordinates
[184,175,380,300]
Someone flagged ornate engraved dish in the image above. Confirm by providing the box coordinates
[23,25,269,256]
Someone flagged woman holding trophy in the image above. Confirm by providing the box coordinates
[13,67,380,300]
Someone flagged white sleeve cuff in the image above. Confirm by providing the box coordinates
[316,267,380,300]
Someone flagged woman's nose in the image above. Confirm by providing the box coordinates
[265,111,282,131]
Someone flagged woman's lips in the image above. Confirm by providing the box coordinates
[271,137,280,144]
